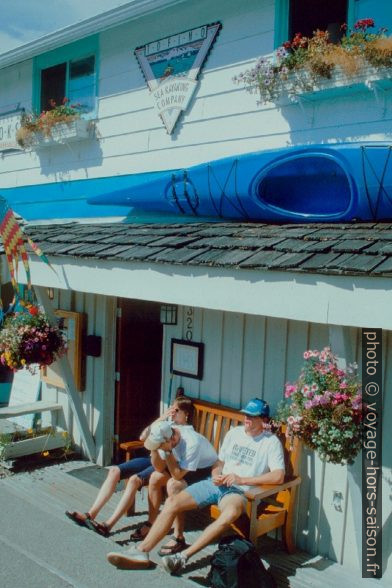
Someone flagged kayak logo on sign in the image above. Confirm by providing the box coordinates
[135,23,221,134]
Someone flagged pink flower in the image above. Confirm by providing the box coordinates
[303,351,311,359]
[284,383,297,398]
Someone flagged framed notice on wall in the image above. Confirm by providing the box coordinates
[41,310,86,391]
[170,338,204,380]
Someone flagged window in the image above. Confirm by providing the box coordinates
[275,0,354,47]
[289,0,348,43]
[33,36,98,116]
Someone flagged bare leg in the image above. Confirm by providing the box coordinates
[160,478,187,549]
[182,493,244,560]
[88,466,120,520]
[104,474,142,529]
[139,490,198,553]
[148,470,170,524]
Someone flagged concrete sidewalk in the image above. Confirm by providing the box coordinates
[0,458,387,588]
[0,459,202,588]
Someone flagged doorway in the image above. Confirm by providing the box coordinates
[114,298,163,461]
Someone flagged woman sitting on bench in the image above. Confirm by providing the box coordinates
[65,395,195,538]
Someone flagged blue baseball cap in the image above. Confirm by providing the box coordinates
[240,398,270,417]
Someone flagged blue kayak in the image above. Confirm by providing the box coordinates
[0,170,167,221]
[88,143,392,222]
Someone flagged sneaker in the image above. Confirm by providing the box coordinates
[161,552,187,575]
[107,546,150,569]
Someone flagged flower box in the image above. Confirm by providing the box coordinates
[286,66,392,103]
[31,119,93,148]
[235,19,392,107]
[0,430,67,460]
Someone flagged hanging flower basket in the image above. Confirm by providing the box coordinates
[0,306,67,372]
[276,347,364,465]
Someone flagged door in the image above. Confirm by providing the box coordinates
[114,298,163,461]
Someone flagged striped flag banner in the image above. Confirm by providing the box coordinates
[0,196,54,308]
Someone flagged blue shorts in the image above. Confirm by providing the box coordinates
[118,457,154,483]
[185,477,245,508]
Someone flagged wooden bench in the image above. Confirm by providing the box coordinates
[120,398,301,552]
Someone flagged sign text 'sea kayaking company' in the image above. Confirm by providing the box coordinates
[135,23,221,134]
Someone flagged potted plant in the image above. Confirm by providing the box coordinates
[234,19,392,104]
[16,98,93,148]
[277,346,364,465]
[0,305,67,372]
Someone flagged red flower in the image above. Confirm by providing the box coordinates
[354,18,375,31]
[28,305,39,316]
[62,97,69,104]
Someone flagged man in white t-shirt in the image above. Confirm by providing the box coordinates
[107,398,285,572]
[141,420,218,554]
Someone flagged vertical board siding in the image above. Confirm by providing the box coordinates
[198,308,224,404]
[241,315,266,401]
[263,317,288,409]
[220,312,245,406]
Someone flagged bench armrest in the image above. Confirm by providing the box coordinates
[244,477,301,502]
[119,440,144,452]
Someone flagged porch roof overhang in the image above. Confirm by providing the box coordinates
[26,253,390,329]
[11,221,392,330]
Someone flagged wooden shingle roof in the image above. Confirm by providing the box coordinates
[22,221,392,278]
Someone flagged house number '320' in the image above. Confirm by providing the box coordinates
[185,307,194,340]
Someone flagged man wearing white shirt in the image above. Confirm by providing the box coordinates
[107,398,285,572]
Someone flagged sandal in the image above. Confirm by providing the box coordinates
[130,521,152,541]
[158,535,189,556]
[85,519,111,537]
[65,511,92,528]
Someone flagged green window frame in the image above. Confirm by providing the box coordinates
[32,35,99,117]
[274,0,356,47]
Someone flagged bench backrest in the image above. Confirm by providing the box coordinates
[192,398,301,479]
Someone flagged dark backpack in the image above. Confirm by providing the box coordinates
[207,535,276,588]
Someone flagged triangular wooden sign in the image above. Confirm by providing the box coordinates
[135,22,221,134]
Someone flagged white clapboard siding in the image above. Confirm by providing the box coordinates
[0,60,32,108]
[2,0,392,190]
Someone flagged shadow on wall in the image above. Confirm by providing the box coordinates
[36,133,104,177]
